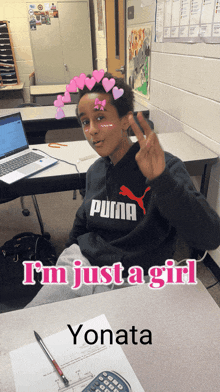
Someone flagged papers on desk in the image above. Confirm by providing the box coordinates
[10,314,144,392]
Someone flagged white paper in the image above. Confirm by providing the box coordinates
[180,0,191,26]
[190,0,203,25]
[156,0,165,42]
[214,0,220,23]
[201,0,215,24]
[200,23,212,36]
[213,23,220,36]
[171,0,181,27]
[157,0,220,42]
[10,314,144,392]
[164,0,173,27]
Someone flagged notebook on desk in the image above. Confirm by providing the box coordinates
[0,112,57,184]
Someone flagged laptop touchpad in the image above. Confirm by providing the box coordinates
[18,163,41,174]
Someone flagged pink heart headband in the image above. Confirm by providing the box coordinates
[54,69,124,119]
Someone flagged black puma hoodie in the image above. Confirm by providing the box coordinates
[66,142,220,276]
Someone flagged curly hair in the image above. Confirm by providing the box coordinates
[77,72,134,119]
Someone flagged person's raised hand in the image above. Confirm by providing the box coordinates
[128,112,165,181]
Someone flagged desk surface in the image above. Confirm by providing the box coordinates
[0,133,218,199]
[0,104,77,121]
[29,133,218,180]
[0,102,147,122]
[1,281,220,391]
[30,84,67,95]
[0,83,24,91]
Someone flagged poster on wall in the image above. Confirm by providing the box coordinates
[127,26,151,99]
[155,0,220,43]
[28,3,59,30]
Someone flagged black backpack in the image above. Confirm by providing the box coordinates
[0,232,57,300]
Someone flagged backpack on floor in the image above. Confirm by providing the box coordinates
[0,232,57,300]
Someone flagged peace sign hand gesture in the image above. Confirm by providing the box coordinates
[128,112,165,181]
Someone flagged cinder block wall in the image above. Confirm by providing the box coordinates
[127,0,220,266]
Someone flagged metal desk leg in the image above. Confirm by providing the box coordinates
[31,195,50,239]
[200,164,212,198]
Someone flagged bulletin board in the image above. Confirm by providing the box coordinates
[127,26,151,99]
[155,0,220,43]
[28,2,58,30]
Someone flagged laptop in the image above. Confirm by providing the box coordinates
[0,112,57,184]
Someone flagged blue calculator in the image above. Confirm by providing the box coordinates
[82,370,132,392]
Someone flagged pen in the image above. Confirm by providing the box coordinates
[77,154,97,162]
[34,331,69,387]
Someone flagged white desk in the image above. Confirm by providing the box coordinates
[0,102,147,121]
[0,104,76,121]
[0,134,218,200]
[0,102,149,144]
[0,83,24,102]
[1,281,220,391]
[30,84,67,97]
[30,133,218,197]
[28,133,217,176]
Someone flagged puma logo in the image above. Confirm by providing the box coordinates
[119,185,151,215]
[90,200,137,220]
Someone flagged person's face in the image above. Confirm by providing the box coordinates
[78,92,132,165]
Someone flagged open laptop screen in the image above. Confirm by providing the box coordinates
[0,112,28,160]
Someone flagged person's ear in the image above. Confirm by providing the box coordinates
[121,111,133,131]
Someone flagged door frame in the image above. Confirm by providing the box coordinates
[124,0,127,81]
[105,0,127,78]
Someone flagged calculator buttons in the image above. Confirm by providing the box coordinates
[82,371,131,392]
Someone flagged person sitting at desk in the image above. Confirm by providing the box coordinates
[26,72,220,307]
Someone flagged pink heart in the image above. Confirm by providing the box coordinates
[55,108,65,119]
[112,86,124,100]
[62,91,71,103]
[102,77,115,92]
[92,69,104,83]
[74,73,86,90]
[54,95,64,107]
[66,79,77,93]
[85,76,96,90]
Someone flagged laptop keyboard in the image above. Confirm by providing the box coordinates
[0,151,44,176]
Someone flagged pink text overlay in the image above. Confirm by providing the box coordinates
[23,259,197,289]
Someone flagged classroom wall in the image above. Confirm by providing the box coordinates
[127,0,220,266]
[0,0,96,105]
[0,0,34,104]
[92,0,107,72]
